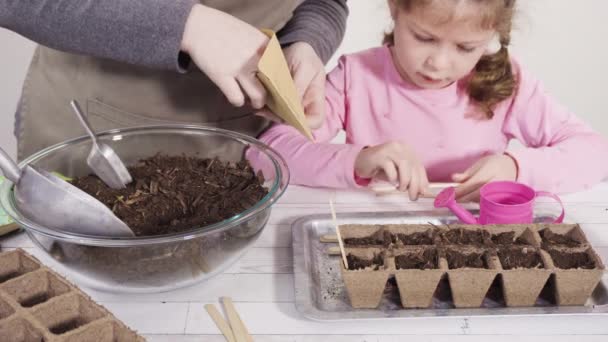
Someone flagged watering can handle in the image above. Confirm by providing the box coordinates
[535,191,565,223]
[0,147,21,183]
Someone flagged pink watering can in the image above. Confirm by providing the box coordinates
[434,181,565,224]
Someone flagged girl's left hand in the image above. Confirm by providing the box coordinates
[256,42,326,129]
[452,154,518,202]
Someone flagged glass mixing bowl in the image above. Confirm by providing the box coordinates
[0,125,289,293]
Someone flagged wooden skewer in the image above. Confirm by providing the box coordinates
[205,304,236,342]
[319,234,338,243]
[221,297,253,342]
[327,246,341,255]
[329,198,348,269]
[371,182,459,197]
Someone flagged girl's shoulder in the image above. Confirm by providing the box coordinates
[330,46,392,83]
[333,46,390,71]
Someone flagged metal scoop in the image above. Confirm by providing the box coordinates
[0,147,134,237]
[70,100,132,189]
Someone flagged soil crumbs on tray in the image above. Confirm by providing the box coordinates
[71,155,267,236]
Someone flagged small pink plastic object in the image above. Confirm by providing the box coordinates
[434,180,565,224]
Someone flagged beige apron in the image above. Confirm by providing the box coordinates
[16,0,304,161]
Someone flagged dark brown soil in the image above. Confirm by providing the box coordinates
[445,249,488,269]
[491,232,531,246]
[540,229,583,248]
[344,230,388,247]
[391,230,435,245]
[548,249,596,269]
[440,229,492,246]
[346,252,385,270]
[497,247,543,270]
[71,155,267,236]
[395,248,438,270]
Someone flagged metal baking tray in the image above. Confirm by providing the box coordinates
[292,211,608,320]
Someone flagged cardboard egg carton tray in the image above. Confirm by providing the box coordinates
[335,223,605,309]
[0,249,144,341]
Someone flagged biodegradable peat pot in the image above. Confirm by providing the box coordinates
[393,247,445,308]
[340,248,390,309]
[0,249,144,341]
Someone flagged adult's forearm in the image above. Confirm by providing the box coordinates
[277,0,348,63]
[0,0,197,71]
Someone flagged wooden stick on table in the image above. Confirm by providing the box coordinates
[204,304,236,342]
[327,246,341,256]
[319,234,338,243]
[328,198,348,269]
[221,297,253,342]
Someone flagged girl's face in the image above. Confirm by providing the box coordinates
[389,0,496,89]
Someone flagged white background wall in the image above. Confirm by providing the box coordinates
[1,0,607,159]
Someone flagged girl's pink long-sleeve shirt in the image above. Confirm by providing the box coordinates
[252,46,608,193]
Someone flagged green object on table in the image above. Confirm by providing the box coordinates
[0,176,19,235]
[0,176,11,224]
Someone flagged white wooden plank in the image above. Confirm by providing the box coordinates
[184,302,465,335]
[225,247,292,274]
[467,315,608,335]
[558,182,608,203]
[102,302,189,335]
[254,224,292,248]
[278,186,335,204]
[87,273,293,303]
[563,205,608,224]
[268,206,332,225]
[184,301,608,336]
[579,225,608,247]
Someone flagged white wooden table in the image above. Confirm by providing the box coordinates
[3,183,608,341]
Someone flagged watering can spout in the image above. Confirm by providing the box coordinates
[433,187,479,224]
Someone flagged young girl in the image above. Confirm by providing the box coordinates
[251,0,608,202]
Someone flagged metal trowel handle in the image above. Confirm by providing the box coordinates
[0,147,21,183]
[71,100,100,148]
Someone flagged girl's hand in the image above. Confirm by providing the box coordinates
[354,142,430,201]
[181,5,269,109]
[452,154,518,202]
